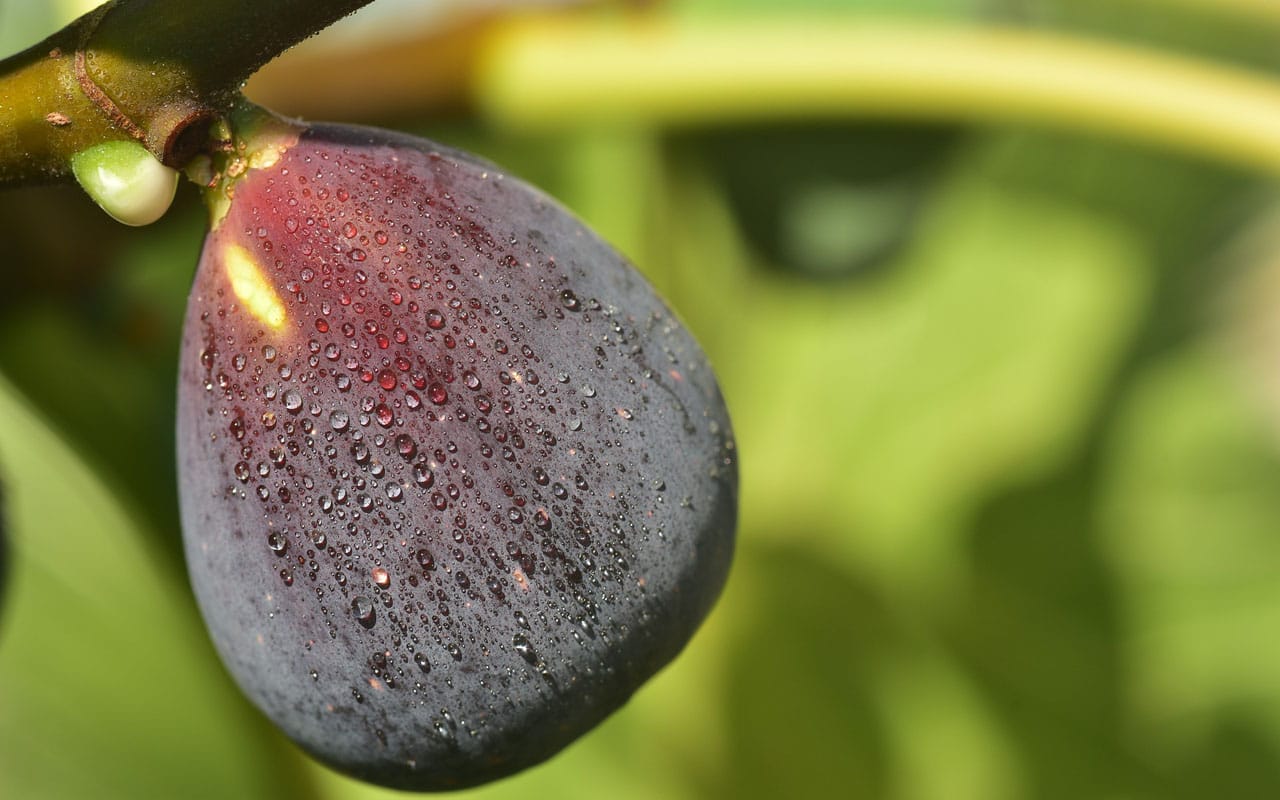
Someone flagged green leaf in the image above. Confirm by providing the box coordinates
[1101,345,1280,767]
[0,372,308,799]
[668,141,1151,592]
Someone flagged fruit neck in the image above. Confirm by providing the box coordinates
[189,100,303,229]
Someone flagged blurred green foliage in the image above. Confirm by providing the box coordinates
[5,0,1280,798]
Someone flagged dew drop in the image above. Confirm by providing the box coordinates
[352,442,370,464]
[413,463,435,488]
[375,404,394,427]
[416,549,436,570]
[352,596,376,628]
[512,633,538,665]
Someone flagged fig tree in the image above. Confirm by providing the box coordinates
[176,109,736,790]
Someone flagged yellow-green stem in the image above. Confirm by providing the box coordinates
[1156,0,1280,27]
[477,17,1280,177]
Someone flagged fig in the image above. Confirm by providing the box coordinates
[176,111,736,790]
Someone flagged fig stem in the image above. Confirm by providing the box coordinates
[192,100,303,229]
[0,0,374,188]
[478,16,1280,177]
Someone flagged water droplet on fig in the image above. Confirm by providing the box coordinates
[352,596,376,628]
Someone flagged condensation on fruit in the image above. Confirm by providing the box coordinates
[177,120,736,791]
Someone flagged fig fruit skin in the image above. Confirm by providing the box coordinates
[177,121,736,790]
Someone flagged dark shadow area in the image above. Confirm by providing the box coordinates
[0,183,203,562]
[1167,711,1280,798]
[943,447,1128,799]
[670,122,966,282]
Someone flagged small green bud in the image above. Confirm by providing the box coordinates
[71,140,179,226]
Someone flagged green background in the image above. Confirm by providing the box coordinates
[5,0,1280,797]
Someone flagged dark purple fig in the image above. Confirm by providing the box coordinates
[177,111,736,790]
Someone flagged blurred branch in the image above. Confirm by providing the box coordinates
[244,1,605,121]
[0,0,374,187]
[1158,0,1280,27]
[245,12,492,121]
[477,16,1280,177]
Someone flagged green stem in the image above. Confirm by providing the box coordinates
[1156,0,1280,27]
[0,0,373,187]
[193,100,302,229]
[477,17,1280,177]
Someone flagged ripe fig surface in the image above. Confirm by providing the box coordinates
[177,118,736,790]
